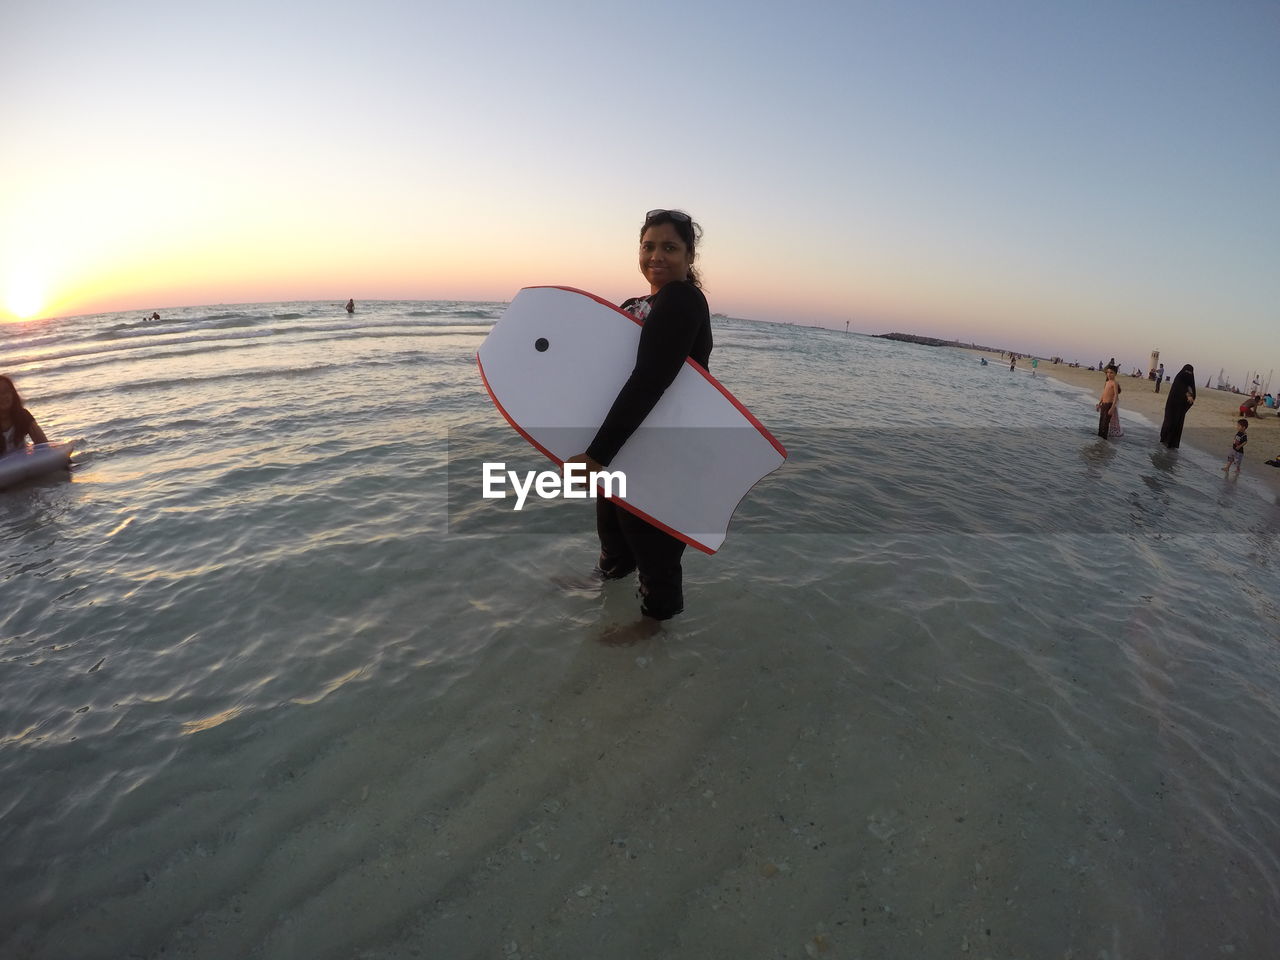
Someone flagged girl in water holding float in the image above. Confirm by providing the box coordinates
[0,376,48,454]
[565,209,712,636]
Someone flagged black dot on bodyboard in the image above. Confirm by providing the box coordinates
[535,337,549,352]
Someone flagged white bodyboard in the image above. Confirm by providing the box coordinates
[0,441,75,490]
[477,286,786,553]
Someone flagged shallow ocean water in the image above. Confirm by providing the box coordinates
[2,300,1278,958]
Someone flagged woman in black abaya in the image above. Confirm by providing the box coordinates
[1159,364,1197,448]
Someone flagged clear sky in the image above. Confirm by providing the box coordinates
[2,0,1277,384]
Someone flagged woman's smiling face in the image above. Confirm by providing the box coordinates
[638,222,693,293]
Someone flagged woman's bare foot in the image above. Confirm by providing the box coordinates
[549,573,605,593]
[597,617,662,647]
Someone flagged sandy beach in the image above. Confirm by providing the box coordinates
[961,351,1280,502]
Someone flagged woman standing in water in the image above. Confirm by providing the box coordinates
[1159,364,1197,448]
[1108,381,1124,438]
[0,375,48,454]
[566,210,712,636]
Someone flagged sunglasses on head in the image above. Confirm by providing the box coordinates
[645,209,691,223]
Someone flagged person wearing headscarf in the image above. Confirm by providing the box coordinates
[1159,364,1197,448]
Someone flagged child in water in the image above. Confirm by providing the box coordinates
[0,375,48,453]
[1223,419,1248,476]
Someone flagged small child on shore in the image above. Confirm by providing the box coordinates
[1223,418,1248,476]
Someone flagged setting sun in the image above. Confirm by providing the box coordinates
[3,273,47,321]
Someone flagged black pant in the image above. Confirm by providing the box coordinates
[595,499,686,620]
[1097,402,1113,438]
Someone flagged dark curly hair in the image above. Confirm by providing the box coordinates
[1,375,31,454]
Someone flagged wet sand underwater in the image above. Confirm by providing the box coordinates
[9,550,1277,960]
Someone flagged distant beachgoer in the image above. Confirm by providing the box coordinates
[1031,357,1039,376]
[1009,355,1016,371]
[0,375,49,454]
[1155,363,1165,393]
[345,299,355,314]
[1223,419,1248,476]
[1096,365,1119,438]
[151,312,160,321]
[1239,395,1262,418]
[1159,364,1197,449]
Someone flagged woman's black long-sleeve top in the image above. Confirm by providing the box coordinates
[585,280,712,468]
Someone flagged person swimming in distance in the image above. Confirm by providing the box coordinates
[345,299,355,314]
[564,209,712,643]
[0,375,49,454]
